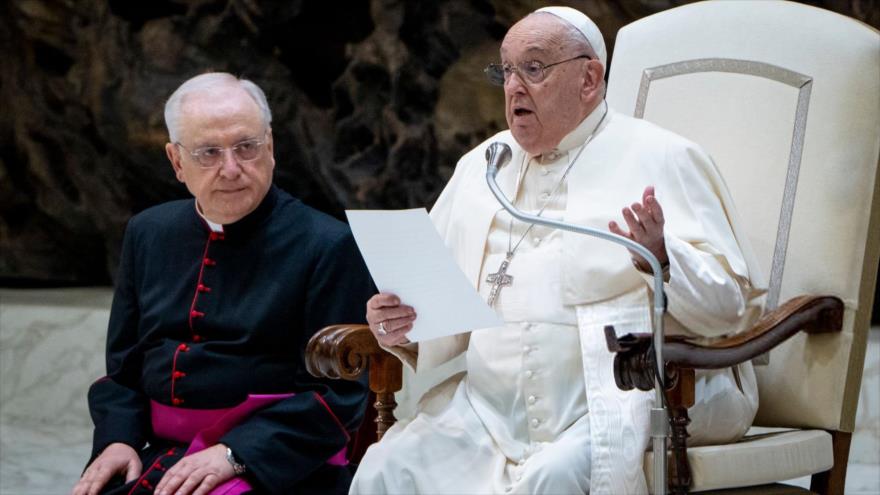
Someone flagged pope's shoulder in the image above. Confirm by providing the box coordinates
[605,110,709,158]
[451,107,708,169]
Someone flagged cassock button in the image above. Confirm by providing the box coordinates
[531,418,539,428]
[539,192,550,201]
[173,371,186,379]
[172,398,184,406]
[523,345,530,353]
[177,343,189,352]
[527,395,537,405]
[191,310,204,318]
[524,370,533,378]
[209,232,225,241]
[193,335,203,342]
[197,284,211,293]
[204,258,216,266]
[141,479,151,488]
[541,167,550,176]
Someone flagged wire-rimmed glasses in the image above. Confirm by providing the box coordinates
[176,132,269,168]
[484,54,592,86]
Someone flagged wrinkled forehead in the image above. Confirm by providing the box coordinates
[501,13,573,59]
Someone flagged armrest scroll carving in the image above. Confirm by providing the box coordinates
[306,324,378,380]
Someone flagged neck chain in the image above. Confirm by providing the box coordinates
[485,107,608,307]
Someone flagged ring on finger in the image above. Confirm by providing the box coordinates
[377,322,388,336]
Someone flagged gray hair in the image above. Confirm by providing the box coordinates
[164,72,273,143]
[560,20,606,82]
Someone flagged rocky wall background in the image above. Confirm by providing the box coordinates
[1,0,878,319]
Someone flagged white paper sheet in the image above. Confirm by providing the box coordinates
[346,208,503,342]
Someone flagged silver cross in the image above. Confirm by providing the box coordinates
[486,254,514,307]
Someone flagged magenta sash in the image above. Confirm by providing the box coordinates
[151,394,348,494]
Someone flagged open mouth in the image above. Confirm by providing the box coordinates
[513,107,533,117]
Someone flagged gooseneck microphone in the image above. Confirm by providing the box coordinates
[484,142,513,179]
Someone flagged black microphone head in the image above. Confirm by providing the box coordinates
[485,142,512,171]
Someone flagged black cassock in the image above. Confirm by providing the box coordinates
[86,185,375,494]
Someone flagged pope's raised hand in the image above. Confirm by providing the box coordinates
[366,293,416,347]
[608,185,668,272]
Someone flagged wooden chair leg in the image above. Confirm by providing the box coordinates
[810,431,852,495]
[666,367,695,494]
[369,352,402,440]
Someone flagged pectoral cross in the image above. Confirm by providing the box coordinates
[486,253,514,307]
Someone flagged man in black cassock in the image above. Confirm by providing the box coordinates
[73,73,374,495]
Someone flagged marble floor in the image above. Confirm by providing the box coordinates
[1,288,878,494]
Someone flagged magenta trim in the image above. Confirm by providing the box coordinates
[150,393,348,493]
[151,400,236,444]
[326,448,349,466]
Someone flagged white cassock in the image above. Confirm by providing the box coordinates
[350,101,766,494]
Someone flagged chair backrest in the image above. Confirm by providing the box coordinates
[606,0,880,433]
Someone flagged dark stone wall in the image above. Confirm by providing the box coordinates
[1,0,878,320]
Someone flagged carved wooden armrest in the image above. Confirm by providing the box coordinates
[306,324,379,380]
[606,295,844,392]
[306,324,403,439]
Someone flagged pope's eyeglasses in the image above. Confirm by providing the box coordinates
[484,55,592,86]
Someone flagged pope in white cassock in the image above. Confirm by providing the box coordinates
[350,6,767,495]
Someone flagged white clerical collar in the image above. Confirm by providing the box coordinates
[194,200,224,233]
[537,99,608,161]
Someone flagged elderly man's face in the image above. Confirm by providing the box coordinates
[166,86,275,224]
[501,15,595,155]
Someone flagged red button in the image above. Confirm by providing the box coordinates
[204,258,216,266]
[190,310,204,318]
[173,371,186,378]
[172,398,184,406]
[197,284,211,293]
[193,335,203,342]
[141,479,151,487]
[209,232,225,241]
[177,343,189,352]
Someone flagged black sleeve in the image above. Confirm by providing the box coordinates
[220,230,375,493]
[87,221,150,461]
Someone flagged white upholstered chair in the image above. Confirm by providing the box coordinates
[605,1,880,492]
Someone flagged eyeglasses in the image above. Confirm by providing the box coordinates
[176,133,268,168]
[484,54,592,86]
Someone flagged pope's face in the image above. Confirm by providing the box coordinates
[166,86,275,224]
[501,15,592,155]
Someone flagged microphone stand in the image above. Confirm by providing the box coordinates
[485,143,669,495]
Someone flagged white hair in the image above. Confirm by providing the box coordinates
[163,72,273,142]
